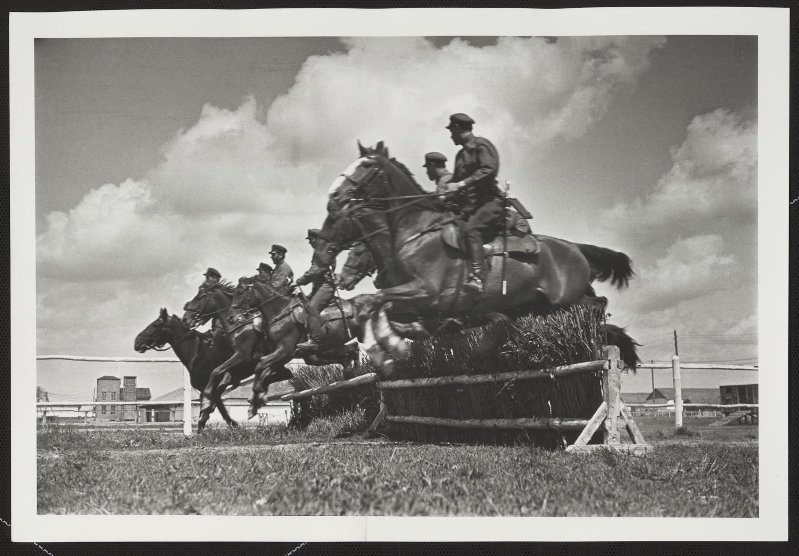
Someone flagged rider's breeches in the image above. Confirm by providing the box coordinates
[306,282,335,341]
[462,199,504,248]
[307,282,336,316]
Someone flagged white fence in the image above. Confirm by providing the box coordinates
[37,354,758,434]
[628,357,758,427]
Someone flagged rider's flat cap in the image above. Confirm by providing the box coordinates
[257,262,273,272]
[306,228,322,239]
[423,152,447,167]
[269,244,287,255]
[203,267,221,279]
[446,113,475,129]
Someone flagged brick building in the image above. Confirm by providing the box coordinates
[94,375,151,422]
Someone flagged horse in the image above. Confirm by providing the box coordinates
[133,308,254,432]
[311,141,640,373]
[182,281,281,423]
[237,280,377,416]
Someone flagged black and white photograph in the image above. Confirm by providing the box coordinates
[10,7,789,543]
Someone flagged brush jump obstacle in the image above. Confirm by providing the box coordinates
[275,345,651,454]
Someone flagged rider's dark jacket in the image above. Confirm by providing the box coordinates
[296,251,333,295]
[452,135,502,210]
[270,261,294,294]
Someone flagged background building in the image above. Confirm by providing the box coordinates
[95,375,151,422]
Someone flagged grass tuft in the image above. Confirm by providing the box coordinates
[287,361,379,433]
[674,425,700,438]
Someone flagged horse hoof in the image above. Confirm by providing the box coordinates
[230,420,240,429]
[247,407,258,420]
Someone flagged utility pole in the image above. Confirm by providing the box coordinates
[650,360,655,403]
[673,330,679,356]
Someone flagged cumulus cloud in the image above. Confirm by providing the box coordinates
[37,36,664,286]
[36,179,190,281]
[623,234,735,312]
[267,36,666,169]
[35,36,667,353]
[603,108,757,247]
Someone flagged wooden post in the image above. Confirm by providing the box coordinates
[602,346,621,444]
[672,355,683,428]
[183,367,192,436]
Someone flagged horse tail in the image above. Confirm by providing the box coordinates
[577,243,634,289]
[602,323,641,372]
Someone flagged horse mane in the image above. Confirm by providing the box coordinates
[379,154,442,213]
[215,280,238,295]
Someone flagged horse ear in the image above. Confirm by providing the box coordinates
[357,140,366,156]
[159,308,168,320]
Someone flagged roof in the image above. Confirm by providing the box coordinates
[647,388,720,404]
[136,387,151,401]
[147,377,295,403]
[720,383,758,388]
[222,379,293,400]
[148,387,200,402]
[97,375,120,381]
[621,392,650,404]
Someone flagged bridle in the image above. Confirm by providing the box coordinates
[142,317,197,351]
[331,156,450,250]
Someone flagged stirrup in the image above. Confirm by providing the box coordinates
[464,275,483,293]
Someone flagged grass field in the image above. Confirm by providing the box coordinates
[37,415,758,517]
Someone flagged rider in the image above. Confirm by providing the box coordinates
[200,267,227,348]
[294,228,336,352]
[422,151,454,194]
[268,244,294,294]
[255,262,273,284]
[445,112,503,293]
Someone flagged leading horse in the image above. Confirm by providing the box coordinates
[311,142,639,372]
[134,308,254,432]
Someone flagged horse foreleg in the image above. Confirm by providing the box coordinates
[250,337,298,418]
[216,399,239,429]
[201,353,245,428]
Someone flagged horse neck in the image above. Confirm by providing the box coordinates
[166,321,201,368]
[204,289,234,323]
[253,286,294,322]
[357,210,415,286]
[379,159,441,226]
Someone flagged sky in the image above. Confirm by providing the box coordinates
[33,35,759,399]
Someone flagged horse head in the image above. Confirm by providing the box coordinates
[134,308,179,352]
[182,282,235,328]
[337,243,376,291]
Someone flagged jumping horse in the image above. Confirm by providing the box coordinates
[311,142,640,373]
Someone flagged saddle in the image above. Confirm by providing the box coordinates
[441,208,539,259]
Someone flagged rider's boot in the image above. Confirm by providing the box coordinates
[465,240,485,293]
[296,316,324,351]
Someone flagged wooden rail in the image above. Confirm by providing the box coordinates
[385,415,590,430]
[377,360,608,390]
[281,372,378,401]
[625,403,758,410]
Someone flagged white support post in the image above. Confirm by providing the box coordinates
[183,367,193,436]
[672,355,683,428]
